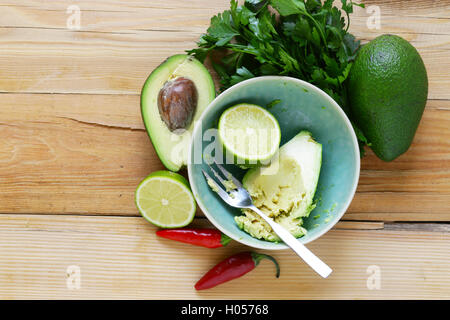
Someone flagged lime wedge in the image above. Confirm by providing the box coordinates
[135,171,196,228]
[218,103,281,165]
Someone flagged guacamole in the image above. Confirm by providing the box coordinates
[235,131,322,242]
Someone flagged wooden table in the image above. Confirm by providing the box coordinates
[0,0,449,299]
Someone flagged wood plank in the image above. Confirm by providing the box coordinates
[384,222,450,232]
[346,193,450,221]
[361,0,450,17]
[0,93,161,215]
[0,0,448,301]
[0,215,448,299]
[0,1,448,99]
[334,220,384,230]
[1,0,448,17]
[1,93,449,220]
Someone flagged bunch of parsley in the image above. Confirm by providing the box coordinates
[188,0,368,154]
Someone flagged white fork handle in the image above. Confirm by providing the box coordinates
[249,205,332,278]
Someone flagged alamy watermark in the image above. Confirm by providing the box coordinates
[66,265,81,290]
[366,265,381,290]
[66,5,81,30]
[171,121,281,174]
[366,5,381,30]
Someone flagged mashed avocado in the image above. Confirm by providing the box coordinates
[206,177,220,193]
[235,131,322,242]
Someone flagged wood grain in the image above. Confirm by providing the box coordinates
[0,0,449,300]
[0,215,448,299]
[0,2,448,98]
[0,92,159,215]
[0,94,448,220]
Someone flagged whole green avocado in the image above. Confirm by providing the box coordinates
[348,34,428,161]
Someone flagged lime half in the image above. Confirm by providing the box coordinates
[135,171,196,228]
[218,103,281,165]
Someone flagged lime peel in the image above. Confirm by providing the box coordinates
[135,170,196,228]
[218,103,281,165]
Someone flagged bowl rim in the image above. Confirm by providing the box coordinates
[187,76,360,250]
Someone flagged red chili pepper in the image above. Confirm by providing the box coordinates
[195,251,280,290]
[156,228,231,248]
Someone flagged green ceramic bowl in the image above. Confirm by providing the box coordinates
[187,76,360,250]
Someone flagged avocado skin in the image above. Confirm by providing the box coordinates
[348,34,428,161]
[140,54,215,171]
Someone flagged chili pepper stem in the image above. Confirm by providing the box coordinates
[220,233,232,246]
[250,252,280,278]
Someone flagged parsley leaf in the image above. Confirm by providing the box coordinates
[188,0,368,155]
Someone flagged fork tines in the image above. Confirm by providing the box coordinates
[213,161,243,189]
[201,161,242,198]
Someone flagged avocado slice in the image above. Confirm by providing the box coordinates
[141,55,215,171]
[235,131,322,242]
[348,34,428,161]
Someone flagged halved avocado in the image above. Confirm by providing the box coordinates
[235,131,322,241]
[141,54,215,172]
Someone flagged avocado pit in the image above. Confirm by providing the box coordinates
[157,77,198,132]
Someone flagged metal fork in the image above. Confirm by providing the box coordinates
[202,161,332,278]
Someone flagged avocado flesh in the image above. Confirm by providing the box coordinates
[348,34,428,161]
[235,131,322,242]
[141,55,215,171]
